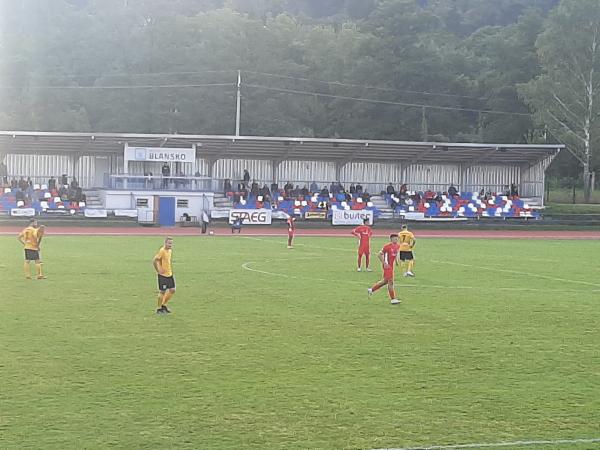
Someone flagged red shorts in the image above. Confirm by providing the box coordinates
[358,246,370,256]
[288,229,294,237]
[383,268,394,281]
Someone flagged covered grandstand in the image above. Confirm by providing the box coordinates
[0,131,562,222]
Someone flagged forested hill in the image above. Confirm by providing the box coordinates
[1,0,597,183]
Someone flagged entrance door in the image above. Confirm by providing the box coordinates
[158,197,176,226]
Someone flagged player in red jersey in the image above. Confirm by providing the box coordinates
[287,215,296,248]
[368,233,401,304]
[351,218,373,272]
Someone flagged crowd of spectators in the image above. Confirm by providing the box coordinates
[1,173,86,212]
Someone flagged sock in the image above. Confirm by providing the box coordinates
[288,236,293,246]
[408,260,414,272]
[35,263,43,277]
[388,287,396,299]
[162,290,174,306]
[157,293,164,309]
[365,254,370,268]
[357,254,362,268]
[23,262,31,278]
[371,280,387,292]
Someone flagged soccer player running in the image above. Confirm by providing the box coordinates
[368,233,401,304]
[287,215,296,249]
[398,224,416,277]
[351,218,373,271]
[153,237,176,314]
[17,218,46,279]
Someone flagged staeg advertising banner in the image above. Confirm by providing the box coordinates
[331,209,373,226]
[229,209,272,225]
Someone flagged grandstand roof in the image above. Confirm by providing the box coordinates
[0,131,562,165]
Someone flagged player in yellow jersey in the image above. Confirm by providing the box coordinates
[398,224,416,277]
[17,218,46,279]
[153,237,176,314]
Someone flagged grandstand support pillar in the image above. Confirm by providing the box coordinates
[271,160,278,184]
[123,142,129,189]
[335,162,343,182]
[71,153,80,184]
[458,164,464,192]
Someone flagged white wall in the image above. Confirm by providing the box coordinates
[102,190,214,218]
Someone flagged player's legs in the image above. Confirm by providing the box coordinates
[357,250,363,270]
[23,261,31,279]
[387,280,396,300]
[287,233,293,248]
[407,258,415,275]
[161,288,175,311]
[157,291,165,312]
[370,279,388,293]
[34,258,45,279]
[365,251,371,270]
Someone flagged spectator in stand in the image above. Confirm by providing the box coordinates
[0,161,7,178]
[243,169,251,184]
[47,176,56,190]
[310,181,318,193]
[15,189,25,203]
[386,183,396,195]
[399,183,408,195]
[362,191,371,202]
[74,188,86,203]
[18,177,27,191]
[251,180,259,197]
[284,181,293,197]
[260,184,271,203]
[510,183,519,197]
[320,186,329,197]
[161,163,170,188]
[70,177,79,189]
[224,178,232,195]
[329,181,337,194]
[349,183,356,195]
[448,184,458,197]
[58,184,68,201]
[300,185,309,196]
[291,185,300,197]
[10,178,17,188]
[26,177,33,188]
[355,183,363,195]
[271,181,279,196]
[60,174,68,186]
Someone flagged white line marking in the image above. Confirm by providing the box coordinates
[373,436,600,450]
[241,261,599,293]
[431,259,600,288]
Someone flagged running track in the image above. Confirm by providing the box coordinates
[1,226,600,239]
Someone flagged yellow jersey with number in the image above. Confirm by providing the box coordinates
[154,246,173,277]
[19,226,39,250]
[398,230,415,252]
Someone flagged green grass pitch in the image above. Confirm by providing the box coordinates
[1,235,599,449]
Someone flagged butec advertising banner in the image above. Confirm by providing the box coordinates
[331,209,373,225]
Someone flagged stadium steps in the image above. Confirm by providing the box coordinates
[212,193,233,213]
[371,195,395,219]
[84,190,104,208]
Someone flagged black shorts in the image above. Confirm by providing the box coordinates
[24,249,40,261]
[157,275,176,291]
[399,251,414,261]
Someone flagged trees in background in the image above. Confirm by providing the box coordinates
[0,0,597,195]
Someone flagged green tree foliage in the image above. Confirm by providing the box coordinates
[518,0,600,202]
[0,0,596,185]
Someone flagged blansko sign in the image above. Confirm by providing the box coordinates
[126,146,195,163]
